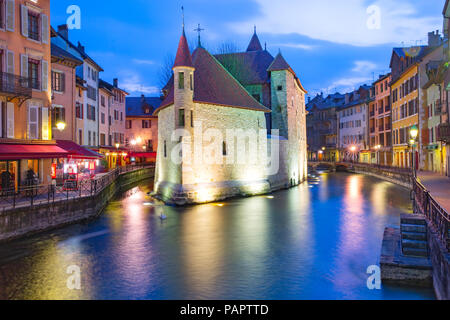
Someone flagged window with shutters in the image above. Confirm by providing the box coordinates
[28,59,40,90]
[126,120,132,129]
[28,106,38,139]
[87,86,97,100]
[0,0,4,29]
[87,104,96,121]
[28,11,40,41]
[51,106,65,127]
[75,102,83,119]
[100,134,106,146]
[51,71,65,92]
[101,95,105,107]
[101,112,105,124]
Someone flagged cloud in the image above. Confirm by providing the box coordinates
[132,59,156,65]
[119,72,160,95]
[273,43,317,50]
[351,60,377,73]
[314,60,378,95]
[231,0,442,46]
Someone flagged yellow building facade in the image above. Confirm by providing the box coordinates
[391,65,419,168]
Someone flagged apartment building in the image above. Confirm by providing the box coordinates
[369,74,392,165]
[0,0,70,190]
[51,24,103,148]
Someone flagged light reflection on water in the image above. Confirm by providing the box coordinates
[0,174,435,300]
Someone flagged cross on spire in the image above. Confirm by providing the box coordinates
[194,23,204,47]
[181,6,185,32]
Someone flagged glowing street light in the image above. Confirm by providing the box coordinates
[131,140,137,146]
[136,137,142,144]
[410,125,419,140]
[56,121,66,132]
[115,143,120,149]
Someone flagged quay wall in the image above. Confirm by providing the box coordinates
[0,168,154,243]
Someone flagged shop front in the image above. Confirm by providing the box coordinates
[127,151,157,165]
[0,143,68,193]
[96,147,128,171]
[55,140,104,189]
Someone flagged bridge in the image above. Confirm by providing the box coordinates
[308,161,352,172]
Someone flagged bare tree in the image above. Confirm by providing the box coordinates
[158,53,175,90]
[216,41,241,54]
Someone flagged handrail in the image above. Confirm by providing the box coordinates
[413,178,450,251]
[0,164,155,212]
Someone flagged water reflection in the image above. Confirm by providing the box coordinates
[0,174,435,300]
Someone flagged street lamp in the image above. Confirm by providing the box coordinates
[56,121,66,132]
[115,143,120,149]
[350,145,357,163]
[410,125,419,177]
[374,145,381,166]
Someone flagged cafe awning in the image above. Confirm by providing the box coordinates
[128,152,157,158]
[56,140,104,159]
[0,143,69,160]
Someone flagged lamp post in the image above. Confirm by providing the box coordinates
[56,121,66,132]
[350,146,357,163]
[410,125,419,178]
[374,145,381,166]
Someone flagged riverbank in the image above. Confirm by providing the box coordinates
[0,166,154,243]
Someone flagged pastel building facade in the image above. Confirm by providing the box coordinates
[368,74,392,165]
[154,29,307,205]
[0,0,67,190]
[52,24,103,148]
[338,87,371,163]
[419,43,446,174]
[50,43,83,142]
[125,95,161,163]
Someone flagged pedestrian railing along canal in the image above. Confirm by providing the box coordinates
[413,179,450,251]
[0,164,154,212]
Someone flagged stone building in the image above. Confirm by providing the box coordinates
[154,27,308,205]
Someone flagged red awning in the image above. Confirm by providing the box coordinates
[0,144,69,160]
[56,140,104,159]
[128,152,157,158]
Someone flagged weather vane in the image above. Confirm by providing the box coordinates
[194,23,204,47]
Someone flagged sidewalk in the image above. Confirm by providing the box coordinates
[417,171,450,213]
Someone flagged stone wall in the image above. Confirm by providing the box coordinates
[0,168,154,243]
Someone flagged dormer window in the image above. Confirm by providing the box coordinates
[145,108,150,114]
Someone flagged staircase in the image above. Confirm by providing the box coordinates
[400,214,429,258]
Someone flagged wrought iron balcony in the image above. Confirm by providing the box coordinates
[0,72,33,99]
[437,123,450,143]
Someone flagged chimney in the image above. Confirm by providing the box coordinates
[140,94,145,103]
[113,78,118,88]
[58,24,69,40]
[77,42,85,54]
[345,93,350,104]
[428,30,442,47]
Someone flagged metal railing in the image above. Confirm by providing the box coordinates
[0,71,32,97]
[413,179,450,251]
[0,164,154,212]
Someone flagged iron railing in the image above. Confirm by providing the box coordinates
[0,71,33,97]
[0,164,154,212]
[413,179,450,251]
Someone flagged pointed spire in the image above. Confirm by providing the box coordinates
[173,8,193,69]
[246,26,263,52]
[267,52,291,72]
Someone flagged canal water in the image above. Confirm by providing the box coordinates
[0,173,435,300]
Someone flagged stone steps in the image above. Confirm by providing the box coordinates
[402,239,427,249]
[400,214,428,258]
[402,231,427,241]
[401,224,427,234]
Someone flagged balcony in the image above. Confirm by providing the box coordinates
[437,123,450,143]
[379,125,385,132]
[370,111,375,117]
[0,72,33,103]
